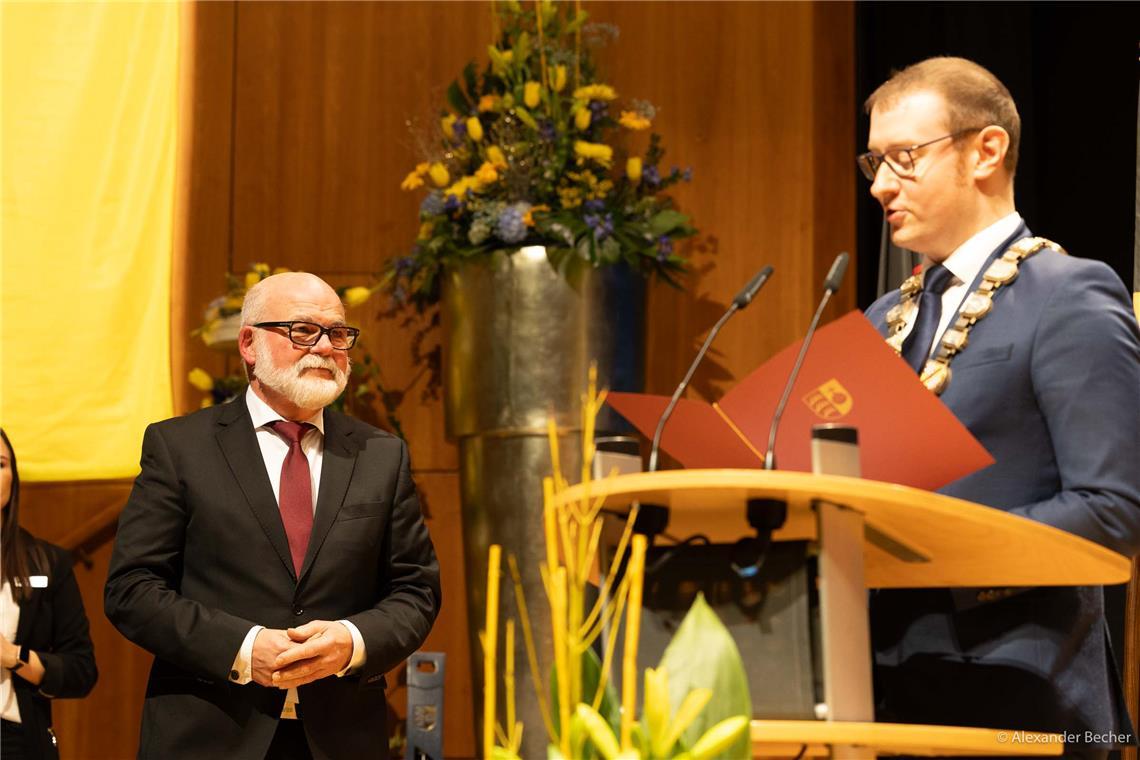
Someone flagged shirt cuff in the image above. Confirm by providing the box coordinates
[335,620,366,677]
[230,625,265,684]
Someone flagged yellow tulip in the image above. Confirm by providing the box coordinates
[626,157,642,183]
[550,65,567,92]
[619,110,651,130]
[474,161,499,184]
[400,171,425,191]
[428,162,450,187]
[341,286,372,308]
[223,296,244,311]
[418,221,434,240]
[466,116,484,142]
[188,368,214,392]
[574,140,613,166]
[252,262,270,275]
[441,114,457,140]
[486,145,508,169]
[244,271,261,290]
[574,107,591,131]
[572,84,617,101]
[524,81,542,109]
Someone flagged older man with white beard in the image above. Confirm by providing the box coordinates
[106,273,441,760]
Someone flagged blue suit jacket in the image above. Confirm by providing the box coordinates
[863,224,1140,748]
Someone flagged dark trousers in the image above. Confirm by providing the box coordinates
[1,719,27,760]
[265,719,313,760]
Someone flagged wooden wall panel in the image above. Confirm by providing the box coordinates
[18,3,853,758]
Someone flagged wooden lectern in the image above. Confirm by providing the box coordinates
[551,470,1133,758]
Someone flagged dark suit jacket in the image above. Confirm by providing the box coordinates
[9,533,98,760]
[104,399,441,760]
[864,224,1140,749]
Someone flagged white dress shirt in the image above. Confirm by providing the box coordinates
[893,212,1024,358]
[1,580,21,722]
[229,387,366,718]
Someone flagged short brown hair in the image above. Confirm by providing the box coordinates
[865,57,1020,175]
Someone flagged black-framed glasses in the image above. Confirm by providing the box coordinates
[856,128,984,181]
[253,321,361,350]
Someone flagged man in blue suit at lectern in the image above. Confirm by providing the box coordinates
[861,57,1140,757]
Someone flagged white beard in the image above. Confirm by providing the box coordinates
[253,338,349,410]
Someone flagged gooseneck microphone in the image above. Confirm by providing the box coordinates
[647,265,774,472]
[763,252,849,470]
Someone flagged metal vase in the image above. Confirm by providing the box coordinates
[441,247,644,758]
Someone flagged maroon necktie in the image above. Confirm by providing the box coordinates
[269,420,314,576]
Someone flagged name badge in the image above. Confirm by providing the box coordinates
[30,576,48,588]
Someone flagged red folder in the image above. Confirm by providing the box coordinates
[607,311,993,491]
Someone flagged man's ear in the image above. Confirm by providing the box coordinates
[973,125,1010,180]
[238,326,256,367]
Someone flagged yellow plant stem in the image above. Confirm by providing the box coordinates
[484,544,502,759]
[550,567,572,757]
[507,554,556,739]
[591,566,631,710]
[620,534,648,751]
[579,503,640,635]
[543,477,560,575]
[506,618,518,752]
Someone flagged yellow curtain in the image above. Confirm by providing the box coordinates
[1,2,178,480]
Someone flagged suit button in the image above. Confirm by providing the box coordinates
[293,607,304,616]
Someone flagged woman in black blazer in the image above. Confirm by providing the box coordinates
[1,429,98,759]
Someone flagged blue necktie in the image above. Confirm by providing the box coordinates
[901,263,954,374]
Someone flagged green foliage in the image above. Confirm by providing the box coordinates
[657,594,752,760]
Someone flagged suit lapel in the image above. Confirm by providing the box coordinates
[298,410,357,584]
[215,399,297,581]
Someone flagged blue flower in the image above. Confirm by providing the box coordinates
[583,199,605,213]
[643,164,661,187]
[444,194,462,212]
[588,100,609,120]
[585,212,614,241]
[539,120,557,142]
[395,256,416,274]
[452,119,467,142]
[656,235,673,262]
[496,203,529,244]
[420,192,445,216]
[682,166,693,182]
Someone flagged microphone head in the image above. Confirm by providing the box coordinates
[733,264,775,309]
[823,252,850,293]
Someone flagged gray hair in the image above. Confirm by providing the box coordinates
[241,278,272,326]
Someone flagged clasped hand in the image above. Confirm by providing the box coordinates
[250,621,353,689]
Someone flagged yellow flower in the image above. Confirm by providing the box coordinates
[441,114,457,141]
[574,140,613,166]
[341,286,372,308]
[474,161,499,184]
[272,266,291,275]
[488,46,514,75]
[414,162,430,174]
[550,65,567,92]
[466,116,484,142]
[428,162,450,187]
[418,221,434,240]
[486,145,508,169]
[573,84,617,101]
[524,81,542,109]
[400,171,425,191]
[200,397,214,409]
[477,94,500,112]
[188,368,214,392]
[522,204,549,226]
[619,110,652,130]
[244,271,261,290]
[574,107,591,131]
[252,262,270,275]
[444,176,481,199]
[223,296,244,311]
[626,156,642,183]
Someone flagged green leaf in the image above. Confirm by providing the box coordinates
[550,646,620,737]
[515,31,531,64]
[647,209,689,237]
[564,9,589,35]
[463,61,480,103]
[657,594,752,760]
[447,80,471,115]
[575,704,620,760]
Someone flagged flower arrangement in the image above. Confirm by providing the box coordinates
[482,367,751,759]
[387,0,697,309]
